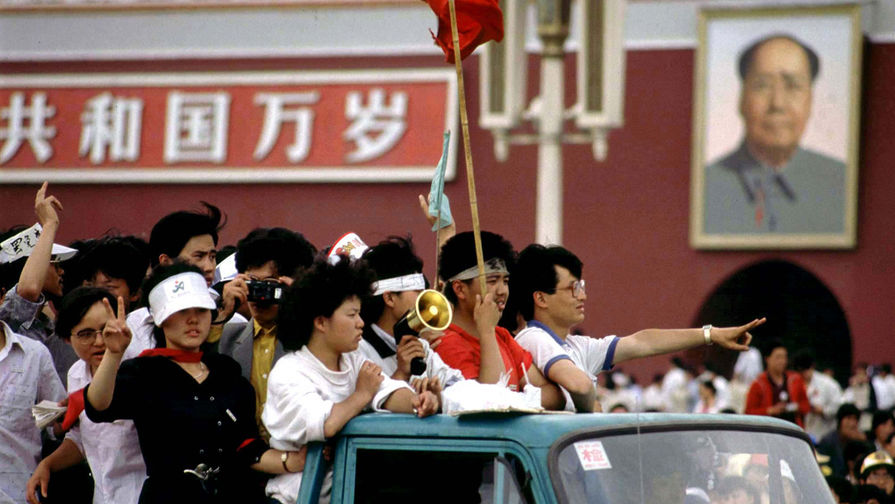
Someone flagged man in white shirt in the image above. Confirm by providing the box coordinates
[512,244,764,412]
[792,350,843,441]
[0,320,66,503]
[357,236,464,390]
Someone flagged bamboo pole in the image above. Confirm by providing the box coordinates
[448,0,488,294]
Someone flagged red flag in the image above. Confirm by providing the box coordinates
[424,0,504,63]
[61,388,85,431]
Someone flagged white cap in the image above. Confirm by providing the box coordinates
[148,272,217,327]
[327,232,368,265]
[0,223,78,264]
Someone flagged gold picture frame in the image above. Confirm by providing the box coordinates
[689,4,862,249]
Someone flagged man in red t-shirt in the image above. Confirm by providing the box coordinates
[434,231,564,409]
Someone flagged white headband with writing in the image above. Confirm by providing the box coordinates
[447,258,508,282]
[372,273,426,296]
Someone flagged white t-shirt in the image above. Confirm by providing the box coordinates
[514,321,618,412]
[66,360,146,504]
[263,347,412,504]
[356,324,465,388]
[804,371,843,441]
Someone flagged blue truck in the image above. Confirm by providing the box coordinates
[295,412,832,504]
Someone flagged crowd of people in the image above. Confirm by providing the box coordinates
[0,182,891,504]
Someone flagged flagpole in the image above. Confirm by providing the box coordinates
[448,0,488,294]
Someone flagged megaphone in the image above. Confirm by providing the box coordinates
[392,289,453,376]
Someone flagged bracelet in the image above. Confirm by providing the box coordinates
[281,452,291,473]
[702,324,713,346]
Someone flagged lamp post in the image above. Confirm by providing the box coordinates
[479,0,626,245]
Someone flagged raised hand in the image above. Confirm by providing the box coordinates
[101,296,132,354]
[474,293,500,332]
[710,317,766,351]
[34,181,62,228]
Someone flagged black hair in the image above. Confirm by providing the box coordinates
[837,403,861,428]
[438,231,515,305]
[359,236,425,325]
[825,476,853,504]
[235,227,316,278]
[513,244,583,321]
[277,256,375,352]
[737,34,820,82]
[55,286,118,341]
[59,238,99,297]
[791,350,816,372]
[761,338,787,358]
[81,236,150,294]
[699,379,717,396]
[871,410,894,435]
[149,202,224,267]
[853,483,886,503]
[141,262,207,348]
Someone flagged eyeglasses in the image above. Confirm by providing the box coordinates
[72,328,103,342]
[555,279,586,298]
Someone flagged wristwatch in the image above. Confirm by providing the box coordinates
[702,324,713,346]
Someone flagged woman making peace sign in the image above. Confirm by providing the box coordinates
[85,263,303,504]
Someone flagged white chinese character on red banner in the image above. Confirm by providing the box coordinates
[253,92,320,163]
[0,92,56,164]
[164,92,230,163]
[79,93,143,164]
[343,89,407,163]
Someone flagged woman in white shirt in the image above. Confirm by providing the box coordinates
[263,256,439,504]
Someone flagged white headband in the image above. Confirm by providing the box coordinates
[0,223,78,264]
[447,258,508,282]
[372,273,426,296]
[149,272,217,326]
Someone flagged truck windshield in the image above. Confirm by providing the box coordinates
[552,429,832,504]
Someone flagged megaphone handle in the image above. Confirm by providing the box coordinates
[410,357,427,376]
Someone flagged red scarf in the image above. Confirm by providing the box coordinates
[138,348,203,362]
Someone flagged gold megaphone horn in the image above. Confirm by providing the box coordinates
[393,289,452,375]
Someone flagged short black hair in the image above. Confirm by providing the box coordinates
[738,34,820,82]
[514,244,583,321]
[277,257,374,352]
[836,403,861,428]
[871,410,894,435]
[149,202,224,267]
[141,262,206,348]
[438,231,515,305]
[55,286,118,341]
[360,236,425,324]
[59,238,99,297]
[761,338,787,358]
[235,227,316,278]
[791,350,815,372]
[81,236,150,295]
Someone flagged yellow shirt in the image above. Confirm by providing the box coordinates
[252,320,277,440]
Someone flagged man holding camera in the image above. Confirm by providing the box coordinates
[218,227,316,438]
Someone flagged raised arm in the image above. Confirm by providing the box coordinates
[85,297,131,412]
[475,293,506,384]
[613,318,765,365]
[17,182,62,301]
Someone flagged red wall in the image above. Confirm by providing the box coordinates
[2,45,894,382]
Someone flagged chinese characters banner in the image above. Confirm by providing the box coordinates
[0,69,457,183]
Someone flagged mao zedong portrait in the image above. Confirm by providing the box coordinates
[704,34,846,234]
